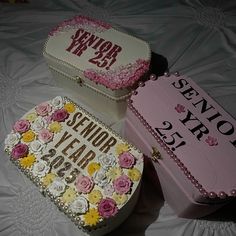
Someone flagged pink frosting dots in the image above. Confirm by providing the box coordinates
[49,15,111,36]
[84,59,150,90]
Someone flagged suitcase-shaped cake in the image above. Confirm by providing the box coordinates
[124,72,236,218]
[43,15,150,120]
[4,96,144,236]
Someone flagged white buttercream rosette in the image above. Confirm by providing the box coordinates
[70,196,89,214]
[93,168,110,188]
[32,160,50,177]
[31,116,47,133]
[29,140,45,155]
[50,96,64,110]
[98,153,117,169]
[4,132,21,149]
[48,178,66,197]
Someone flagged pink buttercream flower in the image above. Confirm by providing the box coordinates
[76,175,94,194]
[35,102,52,116]
[38,128,54,143]
[13,119,30,133]
[113,175,132,194]
[118,152,135,169]
[11,143,29,159]
[175,104,185,113]
[98,198,118,218]
[52,108,69,122]
[44,115,53,124]
[205,136,218,146]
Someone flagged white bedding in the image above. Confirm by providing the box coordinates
[0,0,236,235]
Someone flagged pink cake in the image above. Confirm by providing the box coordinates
[124,72,236,218]
[43,15,151,120]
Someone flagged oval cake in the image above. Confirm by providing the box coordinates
[4,96,144,236]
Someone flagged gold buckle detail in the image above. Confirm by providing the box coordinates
[151,146,162,163]
[75,76,84,86]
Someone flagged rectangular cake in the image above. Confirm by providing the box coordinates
[4,96,144,236]
[43,15,151,120]
[124,72,236,218]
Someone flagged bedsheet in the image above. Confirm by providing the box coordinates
[0,0,236,235]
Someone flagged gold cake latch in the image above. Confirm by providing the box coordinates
[75,76,84,86]
[151,146,162,163]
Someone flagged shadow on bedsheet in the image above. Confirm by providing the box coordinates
[200,198,236,223]
[149,52,168,77]
[107,157,164,236]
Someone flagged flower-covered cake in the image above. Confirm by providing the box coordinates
[4,96,143,235]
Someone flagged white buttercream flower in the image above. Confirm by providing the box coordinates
[98,153,116,169]
[51,96,64,110]
[103,184,115,197]
[48,178,66,197]
[29,140,45,155]
[4,132,20,149]
[32,160,50,178]
[70,196,89,214]
[93,168,109,188]
[31,116,46,133]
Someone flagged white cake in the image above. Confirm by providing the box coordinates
[4,96,144,236]
[43,15,151,120]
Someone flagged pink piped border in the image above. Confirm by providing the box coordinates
[49,15,111,36]
[127,72,236,200]
[84,59,150,90]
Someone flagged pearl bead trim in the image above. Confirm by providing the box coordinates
[127,72,236,200]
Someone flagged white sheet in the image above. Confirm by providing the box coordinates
[0,0,236,235]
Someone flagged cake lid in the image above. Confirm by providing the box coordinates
[4,96,144,231]
[44,15,150,90]
[128,72,236,200]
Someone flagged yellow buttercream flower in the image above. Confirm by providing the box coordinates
[88,190,102,204]
[87,162,101,176]
[128,168,141,181]
[49,121,62,133]
[115,143,130,155]
[64,103,76,113]
[25,112,38,122]
[61,187,77,204]
[113,192,128,205]
[106,167,123,180]
[21,130,35,143]
[83,208,100,226]
[41,173,57,187]
[19,154,36,168]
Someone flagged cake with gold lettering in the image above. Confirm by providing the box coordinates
[4,96,143,236]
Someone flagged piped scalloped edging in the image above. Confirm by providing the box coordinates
[49,15,111,36]
[127,72,236,200]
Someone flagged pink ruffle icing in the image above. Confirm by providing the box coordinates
[49,15,111,36]
[84,59,150,90]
